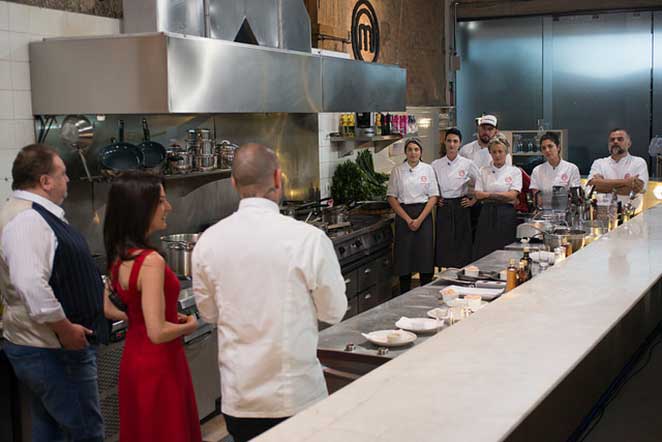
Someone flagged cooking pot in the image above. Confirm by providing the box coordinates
[543,228,586,253]
[321,205,349,225]
[167,148,193,174]
[161,233,200,278]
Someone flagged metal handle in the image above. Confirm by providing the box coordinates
[364,268,372,274]
[364,293,372,300]
[344,278,351,284]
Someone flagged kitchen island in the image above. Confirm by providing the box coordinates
[254,205,662,442]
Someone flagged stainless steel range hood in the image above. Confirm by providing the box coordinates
[29,0,406,115]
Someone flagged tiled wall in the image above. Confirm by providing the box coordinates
[318,112,396,199]
[0,1,119,202]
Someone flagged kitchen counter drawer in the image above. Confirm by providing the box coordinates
[358,262,378,292]
[343,269,359,299]
[358,287,381,313]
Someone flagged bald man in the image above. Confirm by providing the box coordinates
[192,144,347,442]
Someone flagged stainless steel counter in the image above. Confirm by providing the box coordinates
[318,249,522,359]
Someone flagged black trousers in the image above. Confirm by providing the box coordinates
[223,413,289,442]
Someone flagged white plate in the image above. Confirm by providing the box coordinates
[395,317,444,334]
[361,330,417,347]
[427,307,450,320]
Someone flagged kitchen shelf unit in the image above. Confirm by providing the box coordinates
[329,134,403,157]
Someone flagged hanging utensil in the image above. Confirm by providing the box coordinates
[138,118,166,170]
[60,115,100,224]
[99,120,143,174]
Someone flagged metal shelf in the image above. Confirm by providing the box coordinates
[329,134,404,156]
[79,168,232,197]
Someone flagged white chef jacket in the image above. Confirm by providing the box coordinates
[588,154,649,212]
[459,140,513,169]
[192,198,347,418]
[387,161,439,204]
[530,160,582,193]
[431,155,480,198]
[476,164,523,194]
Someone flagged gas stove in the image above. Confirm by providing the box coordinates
[329,215,393,267]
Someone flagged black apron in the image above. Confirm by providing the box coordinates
[435,198,472,268]
[394,203,434,276]
[472,202,517,260]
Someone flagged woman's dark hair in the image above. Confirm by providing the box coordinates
[404,137,424,154]
[103,171,165,270]
[445,128,463,142]
[12,144,58,190]
[540,131,560,147]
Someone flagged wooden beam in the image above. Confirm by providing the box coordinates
[456,0,662,20]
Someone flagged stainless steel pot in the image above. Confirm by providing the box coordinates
[543,228,586,253]
[167,149,193,174]
[161,233,200,277]
[194,154,217,171]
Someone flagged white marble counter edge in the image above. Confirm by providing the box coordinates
[254,205,662,442]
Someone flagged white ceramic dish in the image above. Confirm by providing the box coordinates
[427,307,450,321]
[445,298,488,311]
[395,317,444,334]
[361,330,417,347]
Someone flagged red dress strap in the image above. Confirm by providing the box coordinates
[127,249,156,295]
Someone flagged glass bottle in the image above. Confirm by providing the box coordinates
[517,261,528,284]
[506,259,518,292]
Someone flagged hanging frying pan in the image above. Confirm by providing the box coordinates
[138,118,166,169]
[99,120,143,173]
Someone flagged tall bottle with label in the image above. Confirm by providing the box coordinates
[506,259,518,292]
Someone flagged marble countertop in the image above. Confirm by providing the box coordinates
[255,205,662,442]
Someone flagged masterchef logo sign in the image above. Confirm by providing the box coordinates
[351,0,380,63]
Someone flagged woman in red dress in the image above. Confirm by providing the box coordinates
[102,172,201,442]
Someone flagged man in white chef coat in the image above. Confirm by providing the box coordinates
[459,114,512,169]
[192,143,347,442]
[588,128,649,213]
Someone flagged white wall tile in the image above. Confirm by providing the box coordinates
[30,7,64,37]
[93,15,121,35]
[0,147,19,203]
[13,119,34,147]
[9,31,31,62]
[0,89,12,119]
[62,11,93,37]
[0,30,10,60]
[0,2,9,31]
[8,2,30,33]
[0,119,14,149]
[0,147,19,186]
[12,90,31,119]
[0,59,10,89]
[10,61,29,90]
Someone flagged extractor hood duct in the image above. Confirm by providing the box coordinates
[29,1,406,115]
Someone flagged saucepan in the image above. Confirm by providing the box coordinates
[160,233,200,278]
[137,118,166,170]
[99,120,144,176]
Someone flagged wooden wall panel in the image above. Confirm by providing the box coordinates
[307,0,447,107]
